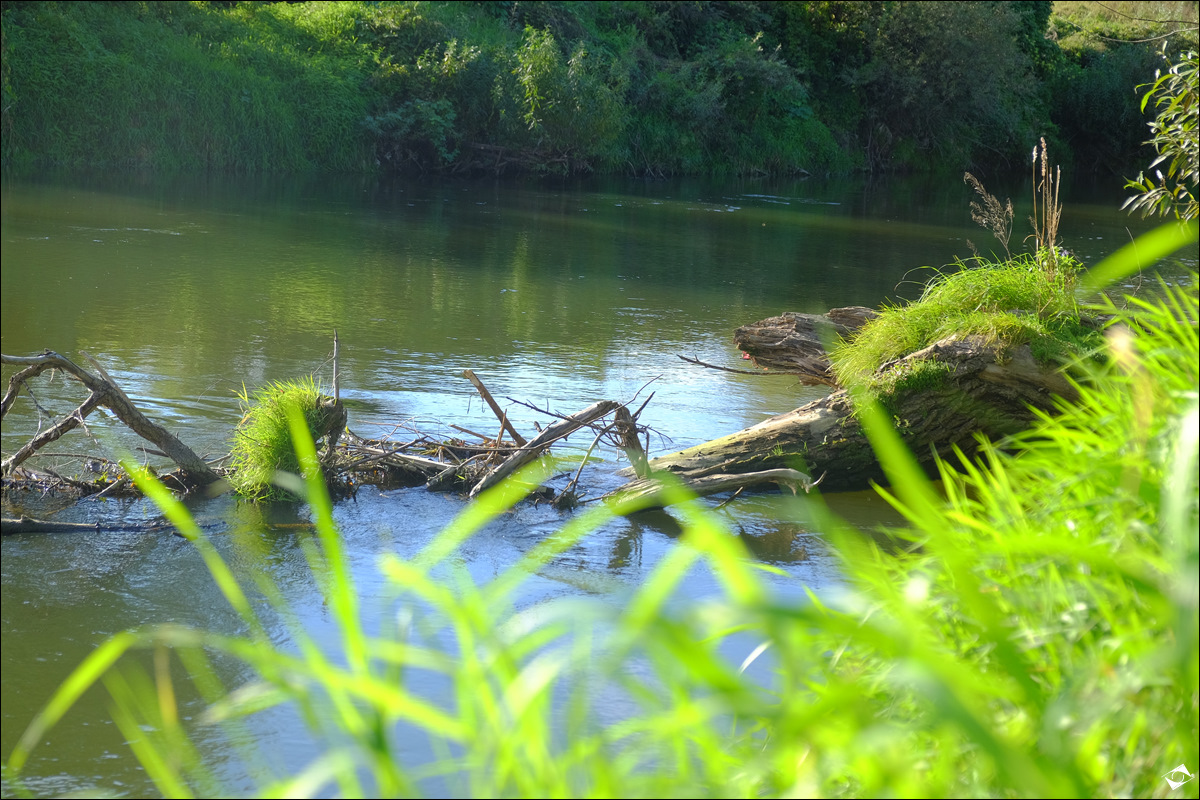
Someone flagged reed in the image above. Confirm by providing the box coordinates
[1029,137,1066,277]
[964,172,1014,260]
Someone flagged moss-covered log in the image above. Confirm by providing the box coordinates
[619,334,1077,493]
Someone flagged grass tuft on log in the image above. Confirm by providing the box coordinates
[830,254,1102,391]
[228,377,340,501]
[832,150,1103,405]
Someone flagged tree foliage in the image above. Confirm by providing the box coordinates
[1124,48,1199,220]
[1,1,1196,176]
[854,1,1043,170]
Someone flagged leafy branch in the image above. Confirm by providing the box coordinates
[1124,48,1199,221]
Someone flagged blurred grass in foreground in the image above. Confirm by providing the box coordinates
[3,224,1197,798]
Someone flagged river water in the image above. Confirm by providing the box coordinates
[0,170,1181,796]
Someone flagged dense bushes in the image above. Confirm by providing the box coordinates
[1,1,1195,176]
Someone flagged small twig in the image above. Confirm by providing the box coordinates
[470,400,620,498]
[91,475,133,499]
[449,423,494,441]
[626,375,662,406]
[332,330,340,403]
[561,424,610,498]
[505,397,624,439]
[13,452,116,463]
[713,486,746,510]
[677,353,813,376]
[39,467,97,491]
[630,392,655,422]
[505,397,577,423]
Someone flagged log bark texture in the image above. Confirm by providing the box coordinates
[621,334,1077,492]
[733,306,878,385]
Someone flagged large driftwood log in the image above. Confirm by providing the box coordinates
[619,334,1077,493]
[1,351,219,484]
[732,306,878,385]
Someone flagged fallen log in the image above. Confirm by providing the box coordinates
[732,306,878,385]
[618,334,1077,492]
[0,516,178,535]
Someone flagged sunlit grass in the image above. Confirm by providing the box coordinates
[228,376,334,501]
[830,254,1100,390]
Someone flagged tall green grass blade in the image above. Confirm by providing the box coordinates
[284,405,365,674]
[124,460,267,640]
[102,659,207,800]
[848,386,943,531]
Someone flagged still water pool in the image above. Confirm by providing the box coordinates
[1,170,1178,796]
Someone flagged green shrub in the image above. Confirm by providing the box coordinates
[1046,42,1163,173]
[854,1,1044,170]
[0,1,373,172]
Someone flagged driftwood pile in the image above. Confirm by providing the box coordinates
[0,352,659,519]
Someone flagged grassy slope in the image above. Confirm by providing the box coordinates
[0,1,842,174]
[1,1,378,171]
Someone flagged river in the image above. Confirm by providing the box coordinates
[0,170,1181,797]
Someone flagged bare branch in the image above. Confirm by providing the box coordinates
[1,351,218,483]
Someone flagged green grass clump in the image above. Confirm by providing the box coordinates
[831,254,1103,392]
[228,377,335,501]
[4,228,1196,798]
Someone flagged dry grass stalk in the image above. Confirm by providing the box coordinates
[964,172,1014,259]
[1028,137,1063,277]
